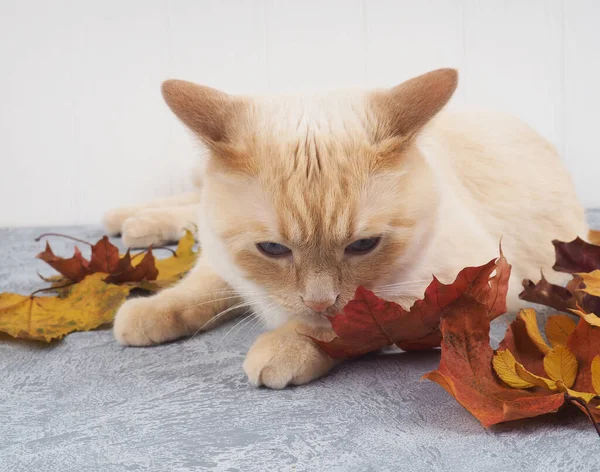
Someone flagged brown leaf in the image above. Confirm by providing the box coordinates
[553,237,600,274]
[36,243,90,282]
[498,310,547,377]
[315,253,510,358]
[424,295,565,428]
[567,317,600,393]
[88,236,120,274]
[104,249,158,284]
[519,275,577,313]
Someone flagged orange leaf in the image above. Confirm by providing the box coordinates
[315,253,510,358]
[36,243,90,282]
[567,317,600,393]
[423,295,564,428]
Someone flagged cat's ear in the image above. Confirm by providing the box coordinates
[161,80,245,146]
[371,68,458,141]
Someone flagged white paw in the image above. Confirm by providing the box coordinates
[243,330,334,389]
[113,297,181,346]
[121,215,176,248]
[103,208,134,236]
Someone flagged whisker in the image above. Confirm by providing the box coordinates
[188,300,252,340]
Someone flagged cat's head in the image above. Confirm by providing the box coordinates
[162,69,457,327]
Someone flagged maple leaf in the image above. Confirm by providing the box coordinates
[36,242,90,282]
[315,252,510,358]
[493,309,600,432]
[0,274,130,342]
[36,233,165,287]
[423,295,565,428]
[553,237,600,274]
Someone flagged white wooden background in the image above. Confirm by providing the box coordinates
[1,0,599,226]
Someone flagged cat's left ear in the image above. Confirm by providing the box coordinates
[161,79,246,147]
[371,68,458,142]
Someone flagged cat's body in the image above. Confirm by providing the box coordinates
[110,69,586,389]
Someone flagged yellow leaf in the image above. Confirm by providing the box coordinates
[519,308,551,354]
[492,350,535,389]
[592,356,600,395]
[569,309,600,328]
[545,314,576,347]
[155,230,198,283]
[576,270,600,297]
[514,363,556,391]
[0,273,130,342]
[554,380,597,404]
[543,345,578,388]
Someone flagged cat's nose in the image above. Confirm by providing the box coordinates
[303,297,337,313]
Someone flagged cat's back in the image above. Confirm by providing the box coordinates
[419,107,587,285]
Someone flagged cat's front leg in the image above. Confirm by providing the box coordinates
[113,258,242,346]
[243,319,338,389]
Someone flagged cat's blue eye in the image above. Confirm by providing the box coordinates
[256,242,292,257]
[345,237,381,255]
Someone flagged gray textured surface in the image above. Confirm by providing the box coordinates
[1,221,600,472]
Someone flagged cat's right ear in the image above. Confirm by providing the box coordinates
[161,80,244,147]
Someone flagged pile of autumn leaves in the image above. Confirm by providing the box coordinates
[314,239,600,433]
[1,231,600,434]
[0,232,197,342]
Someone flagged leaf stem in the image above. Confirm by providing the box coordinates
[35,232,92,246]
[566,394,600,438]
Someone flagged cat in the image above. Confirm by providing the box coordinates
[110,68,588,389]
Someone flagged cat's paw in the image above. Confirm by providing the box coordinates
[113,297,183,346]
[243,330,334,389]
[103,208,133,236]
[121,215,172,248]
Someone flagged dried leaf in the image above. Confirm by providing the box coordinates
[543,345,578,388]
[553,237,600,274]
[88,236,120,273]
[592,356,600,395]
[577,270,600,297]
[545,315,577,347]
[492,350,535,389]
[555,380,597,404]
[316,254,510,358]
[570,309,600,328]
[514,363,557,391]
[0,274,130,342]
[567,317,600,392]
[104,249,158,284]
[519,275,577,313]
[155,230,198,282]
[424,295,564,428]
[36,243,90,282]
[519,308,551,354]
[498,310,546,377]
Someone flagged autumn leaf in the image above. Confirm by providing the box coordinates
[498,310,547,377]
[519,275,577,313]
[592,356,600,395]
[104,249,158,284]
[36,242,90,282]
[492,350,535,389]
[35,231,198,290]
[577,270,600,298]
[544,345,578,388]
[545,314,577,347]
[567,317,600,393]
[423,295,565,428]
[315,253,510,358]
[0,274,129,342]
[553,237,600,274]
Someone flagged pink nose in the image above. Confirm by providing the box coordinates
[303,298,337,313]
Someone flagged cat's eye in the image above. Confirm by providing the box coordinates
[345,237,381,255]
[256,242,292,258]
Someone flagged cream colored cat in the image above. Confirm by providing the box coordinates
[111,69,587,389]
